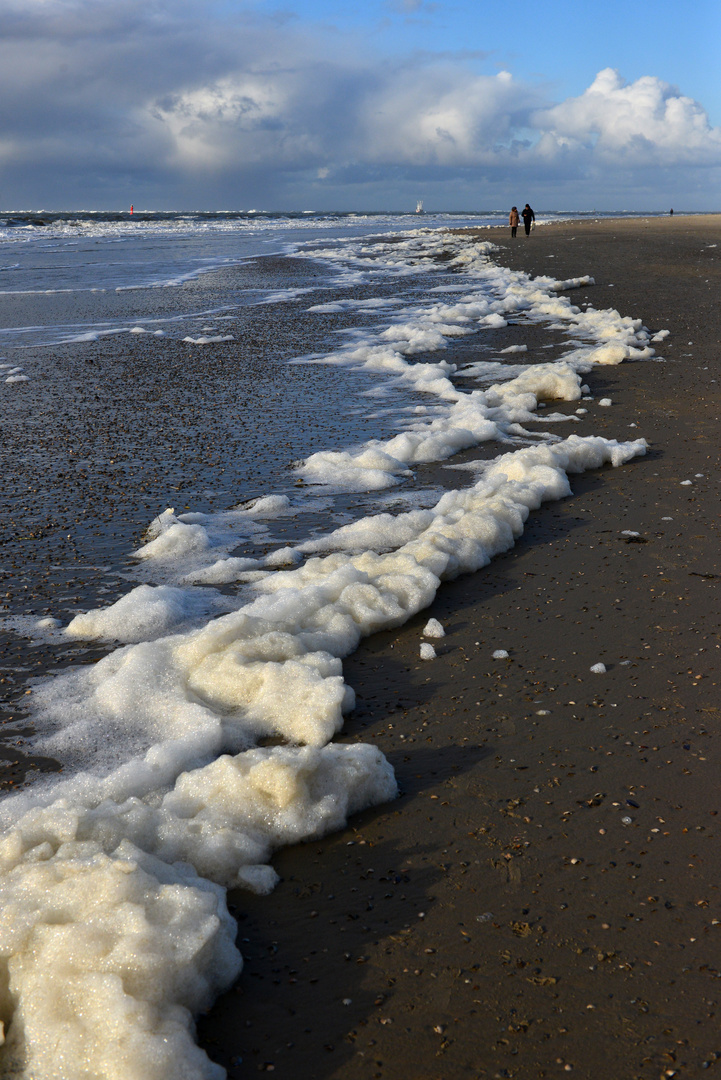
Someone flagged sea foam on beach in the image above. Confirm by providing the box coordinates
[0,226,654,1079]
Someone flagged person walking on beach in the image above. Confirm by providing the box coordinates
[522,204,535,235]
[509,206,520,237]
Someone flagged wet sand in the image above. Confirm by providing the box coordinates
[197,216,721,1079]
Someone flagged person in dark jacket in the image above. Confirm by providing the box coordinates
[522,204,535,235]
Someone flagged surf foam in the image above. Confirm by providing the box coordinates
[0,229,654,1079]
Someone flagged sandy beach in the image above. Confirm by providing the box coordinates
[2,214,721,1080]
[195,216,721,1079]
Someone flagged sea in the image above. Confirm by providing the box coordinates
[0,208,660,1078]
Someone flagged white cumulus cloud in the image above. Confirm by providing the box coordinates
[533,68,721,166]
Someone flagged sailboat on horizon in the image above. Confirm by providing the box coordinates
[415,200,424,214]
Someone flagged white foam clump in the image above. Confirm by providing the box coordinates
[599,398,612,407]
[0,842,238,1080]
[420,642,437,660]
[238,494,293,518]
[550,276,596,292]
[590,662,607,673]
[129,506,268,586]
[500,345,527,354]
[182,335,234,344]
[182,556,260,585]
[64,584,218,643]
[5,375,29,384]
[263,546,303,569]
[136,510,214,561]
[493,649,509,659]
[422,618,445,638]
[0,743,394,1079]
[307,297,401,313]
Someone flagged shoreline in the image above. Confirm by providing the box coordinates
[198,216,721,1078]
[1,216,720,1078]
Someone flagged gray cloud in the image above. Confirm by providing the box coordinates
[1,2,720,208]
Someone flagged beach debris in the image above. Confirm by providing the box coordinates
[493,649,509,659]
[621,816,633,826]
[476,912,494,923]
[422,617,445,638]
[511,920,533,937]
[590,663,606,673]
[419,642,437,660]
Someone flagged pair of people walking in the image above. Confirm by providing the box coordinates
[509,204,535,237]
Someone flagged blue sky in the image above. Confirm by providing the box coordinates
[1,0,719,210]
[296,0,720,122]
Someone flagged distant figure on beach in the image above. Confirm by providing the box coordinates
[670,208,674,216]
[522,204,535,235]
[509,206,520,238]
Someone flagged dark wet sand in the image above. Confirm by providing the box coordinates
[197,216,721,1079]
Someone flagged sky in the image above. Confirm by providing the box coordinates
[1,0,720,211]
